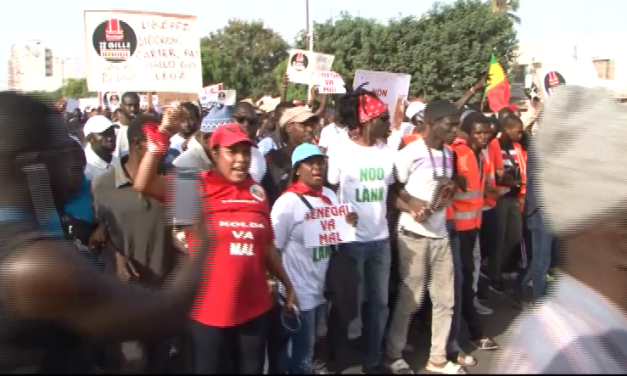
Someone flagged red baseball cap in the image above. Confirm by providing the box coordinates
[209,123,256,149]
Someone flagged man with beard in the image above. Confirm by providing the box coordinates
[113,92,140,159]
[83,115,117,182]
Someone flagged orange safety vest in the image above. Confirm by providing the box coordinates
[446,139,487,231]
[482,138,504,209]
[513,142,527,212]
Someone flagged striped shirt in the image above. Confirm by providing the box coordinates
[492,274,627,374]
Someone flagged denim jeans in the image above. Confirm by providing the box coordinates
[279,304,327,374]
[339,239,391,369]
[522,214,555,300]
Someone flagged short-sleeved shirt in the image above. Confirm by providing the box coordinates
[271,188,338,311]
[394,139,454,238]
[188,171,272,328]
[92,156,175,287]
[318,123,349,153]
[327,139,395,242]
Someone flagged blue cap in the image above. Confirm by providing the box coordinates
[200,104,233,133]
[291,143,326,167]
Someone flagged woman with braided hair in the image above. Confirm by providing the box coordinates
[325,84,395,374]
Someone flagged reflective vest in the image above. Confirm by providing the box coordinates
[513,142,528,212]
[446,139,487,231]
[482,138,505,210]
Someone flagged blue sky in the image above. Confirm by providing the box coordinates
[1,0,624,89]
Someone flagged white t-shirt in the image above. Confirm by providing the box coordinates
[249,146,267,184]
[84,144,117,182]
[169,134,186,153]
[387,122,415,151]
[271,188,338,311]
[113,123,129,159]
[394,140,454,238]
[258,137,278,156]
[327,140,395,242]
[318,123,349,153]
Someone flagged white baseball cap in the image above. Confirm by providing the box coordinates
[405,101,426,120]
[83,115,114,137]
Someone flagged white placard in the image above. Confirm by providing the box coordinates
[537,61,601,97]
[353,70,412,117]
[199,90,236,107]
[65,98,80,113]
[287,49,335,85]
[84,10,202,93]
[303,204,356,248]
[314,71,346,94]
[78,97,100,112]
[200,83,223,96]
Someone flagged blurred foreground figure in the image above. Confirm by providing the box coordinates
[492,86,627,374]
[0,92,208,374]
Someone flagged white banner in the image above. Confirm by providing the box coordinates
[314,71,346,94]
[84,10,202,93]
[303,204,356,248]
[287,49,335,85]
[353,70,411,117]
[537,61,600,98]
[199,90,236,107]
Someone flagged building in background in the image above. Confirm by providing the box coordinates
[8,39,80,92]
[515,35,627,99]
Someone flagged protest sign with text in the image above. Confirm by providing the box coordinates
[353,70,411,117]
[537,61,600,97]
[287,49,335,85]
[315,71,346,94]
[303,204,356,248]
[84,10,202,93]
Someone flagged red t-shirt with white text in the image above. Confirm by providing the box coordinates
[188,171,273,327]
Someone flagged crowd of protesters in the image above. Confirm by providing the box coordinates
[3,71,626,376]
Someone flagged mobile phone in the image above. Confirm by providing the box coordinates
[172,168,201,226]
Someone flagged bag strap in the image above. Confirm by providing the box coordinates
[296,194,339,254]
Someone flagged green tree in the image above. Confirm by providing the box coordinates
[61,78,97,98]
[201,20,289,99]
[293,0,518,101]
[492,0,521,24]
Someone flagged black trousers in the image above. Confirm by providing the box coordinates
[458,229,484,341]
[489,196,523,284]
[479,208,498,262]
[188,313,268,374]
[266,303,290,374]
[327,302,352,372]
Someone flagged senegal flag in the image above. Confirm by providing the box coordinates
[485,54,511,113]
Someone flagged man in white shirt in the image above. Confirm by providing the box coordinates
[385,100,465,374]
[84,115,117,182]
[113,92,140,159]
[318,122,349,154]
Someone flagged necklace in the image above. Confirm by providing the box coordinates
[424,138,448,179]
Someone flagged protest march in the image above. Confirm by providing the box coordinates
[1,2,627,375]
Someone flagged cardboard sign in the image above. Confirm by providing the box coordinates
[314,71,346,94]
[84,10,202,93]
[287,49,335,85]
[303,204,356,248]
[353,70,411,117]
[537,61,600,97]
[199,90,236,107]
[139,94,159,108]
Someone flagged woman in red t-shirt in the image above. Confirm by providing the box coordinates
[134,108,297,374]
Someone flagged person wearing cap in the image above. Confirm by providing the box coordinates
[83,115,118,182]
[133,115,297,374]
[257,101,297,156]
[385,100,465,374]
[262,106,318,206]
[271,143,357,374]
[492,86,627,374]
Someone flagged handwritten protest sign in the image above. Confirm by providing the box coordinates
[315,71,346,94]
[303,204,356,248]
[287,49,335,85]
[199,83,223,96]
[353,70,411,118]
[84,10,202,93]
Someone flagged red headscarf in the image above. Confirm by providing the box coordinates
[358,94,387,124]
[283,180,332,205]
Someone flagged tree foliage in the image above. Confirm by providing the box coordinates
[200,20,289,99]
[27,78,96,102]
[197,1,519,102]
